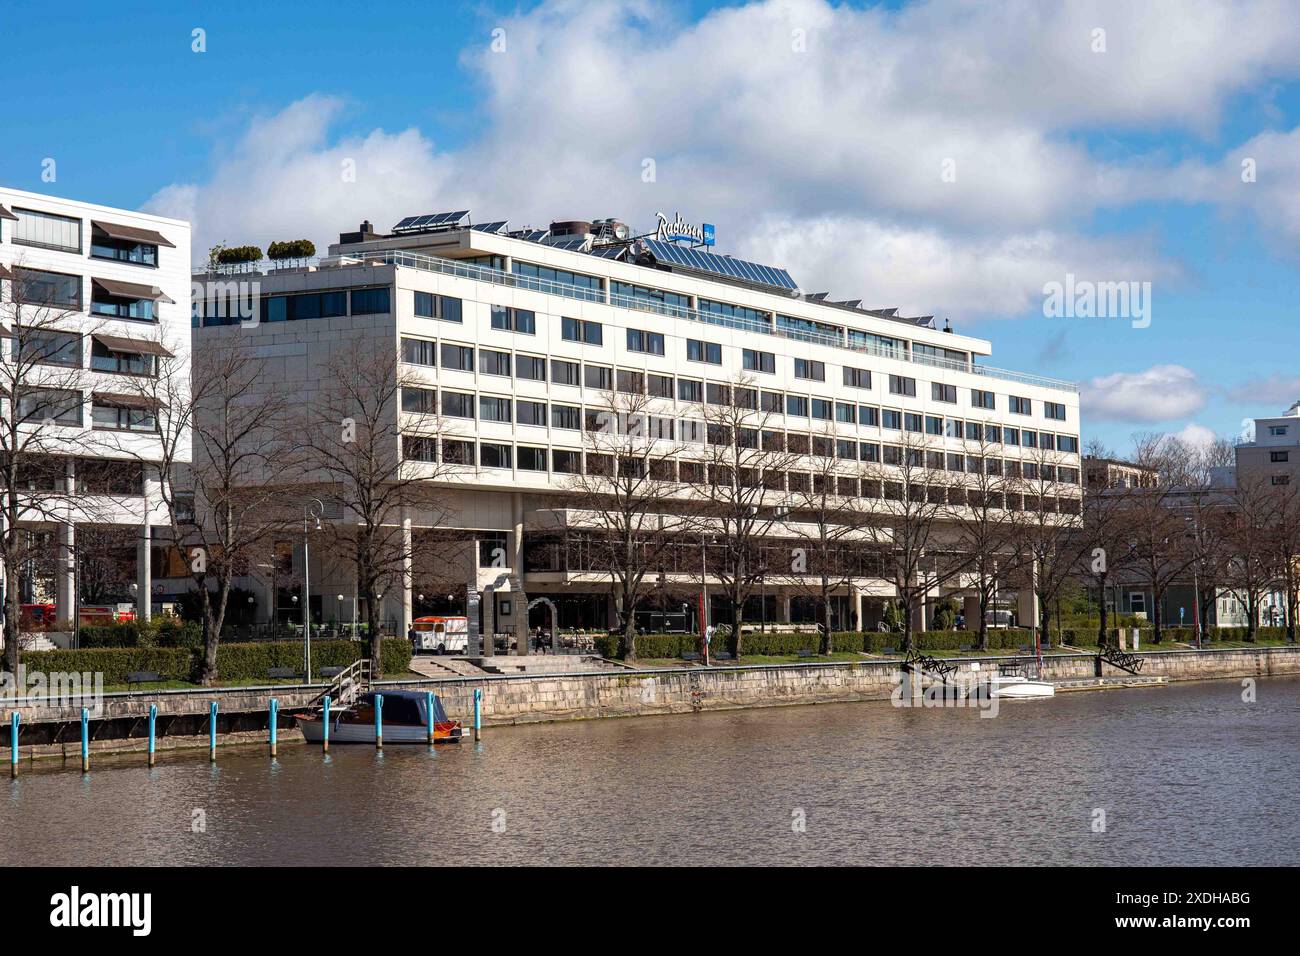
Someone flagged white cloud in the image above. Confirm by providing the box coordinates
[1174,422,1218,449]
[142,0,1300,320]
[1227,373,1300,408]
[1081,364,1207,422]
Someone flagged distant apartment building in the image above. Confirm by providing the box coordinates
[1235,401,1300,487]
[0,186,191,633]
[1083,455,1160,490]
[190,210,1082,640]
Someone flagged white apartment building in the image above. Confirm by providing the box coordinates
[0,186,191,634]
[191,211,1081,638]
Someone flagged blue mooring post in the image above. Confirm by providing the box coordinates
[374,694,383,750]
[425,691,435,746]
[10,712,19,777]
[147,704,157,768]
[269,698,278,758]
[80,708,89,773]
[322,696,331,753]
[473,687,482,741]
[209,701,218,763]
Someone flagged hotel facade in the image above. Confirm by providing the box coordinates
[191,212,1081,641]
[0,186,191,635]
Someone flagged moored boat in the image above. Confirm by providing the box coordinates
[297,690,463,744]
[979,662,1056,700]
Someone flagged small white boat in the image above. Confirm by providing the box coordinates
[980,662,1056,700]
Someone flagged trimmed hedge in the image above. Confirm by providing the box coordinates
[77,619,202,649]
[13,638,411,684]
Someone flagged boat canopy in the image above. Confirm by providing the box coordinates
[358,690,450,725]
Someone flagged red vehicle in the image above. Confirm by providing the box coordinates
[19,603,57,630]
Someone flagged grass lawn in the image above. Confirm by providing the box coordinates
[91,671,423,695]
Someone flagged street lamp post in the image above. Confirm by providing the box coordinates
[302,499,324,678]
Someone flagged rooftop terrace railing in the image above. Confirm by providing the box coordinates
[200,249,1078,393]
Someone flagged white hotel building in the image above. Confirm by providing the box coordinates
[0,186,191,633]
[192,211,1081,638]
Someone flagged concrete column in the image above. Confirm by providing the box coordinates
[963,595,980,630]
[400,513,413,637]
[781,595,792,624]
[511,493,527,656]
[57,522,75,626]
[137,521,152,623]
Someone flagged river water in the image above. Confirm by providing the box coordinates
[5,678,1298,866]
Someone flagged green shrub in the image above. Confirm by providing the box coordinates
[10,637,409,684]
[216,245,262,265]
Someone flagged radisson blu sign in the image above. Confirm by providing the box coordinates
[655,211,715,247]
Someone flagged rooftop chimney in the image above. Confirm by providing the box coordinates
[339,219,379,245]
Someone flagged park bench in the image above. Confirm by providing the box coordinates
[126,671,165,689]
[880,646,896,655]
[266,667,301,681]
[713,651,734,661]
[797,649,816,658]
[319,665,345,679]
[680,651,701,662]
[1018,645,1030,654]
[959,644,973,652]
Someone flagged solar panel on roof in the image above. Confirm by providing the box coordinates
[393,216,421,230]
[643,239,797,290]
[471,220,509,234]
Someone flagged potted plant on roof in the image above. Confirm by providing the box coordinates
[267,239,317,270]
[215,244,264,274]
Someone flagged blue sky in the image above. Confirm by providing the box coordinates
[4,0,1299,455]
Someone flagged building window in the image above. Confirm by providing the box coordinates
[1004,427,1020,446]
[888,375,916,397]
[12,208,81,253]
[904,413,922,433]
[517,400,547,426]
[678,378,703,403]
[91,401,155,432]
[843,367,871,389]
[972,389,995,410]
[761,391,783,413]
[414,292,462,322]
[262,291,346,323]
[687,339,722,364]
[518,446,547,471]
[617,370,645,394]
[648,374,674,398]
[786,395,809,417]
[552,449,582,473]
[480,443,512,469]
[743,349,775,373]
[18,330,81,368]
[516,355,546,381]
[91,229,158,267]
[794,358,825,381]
[1273,474,1291,486]
[402,436,438,462]
[965,422,983,441]
[931,383,957,404]
[925,415,943,436]
[882,409,902,430]
[19,388,82,425]
[90,339,154,376]
[812,398,832,421]
[612,281,691,314]
[860,443,880,463]
[1045,401,1066,421]
[562,317,603,345]
[627,329,666,355]
[1040,432,1056,451]
[441,343,474,371]
[440,439,475,465]
[836,402,856,424]
[479,349,512,377]
[490,305,535,334]
[1269,425,1289,436]
[1272,450,1290,463]
[1009,396,1031,415]
[440,391,475,419]
[479,396,512,423]
[13,268,82,310]
[551,359,580,386]
[859,406,879,427]
[552,404,581,430]
[1058,435,1079,453]
[513,261,603,293]
[401,338,436,367]
[584,364,612,390]
[350,287,391,315]
[401,387,437,413]
[707,383,731,406]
